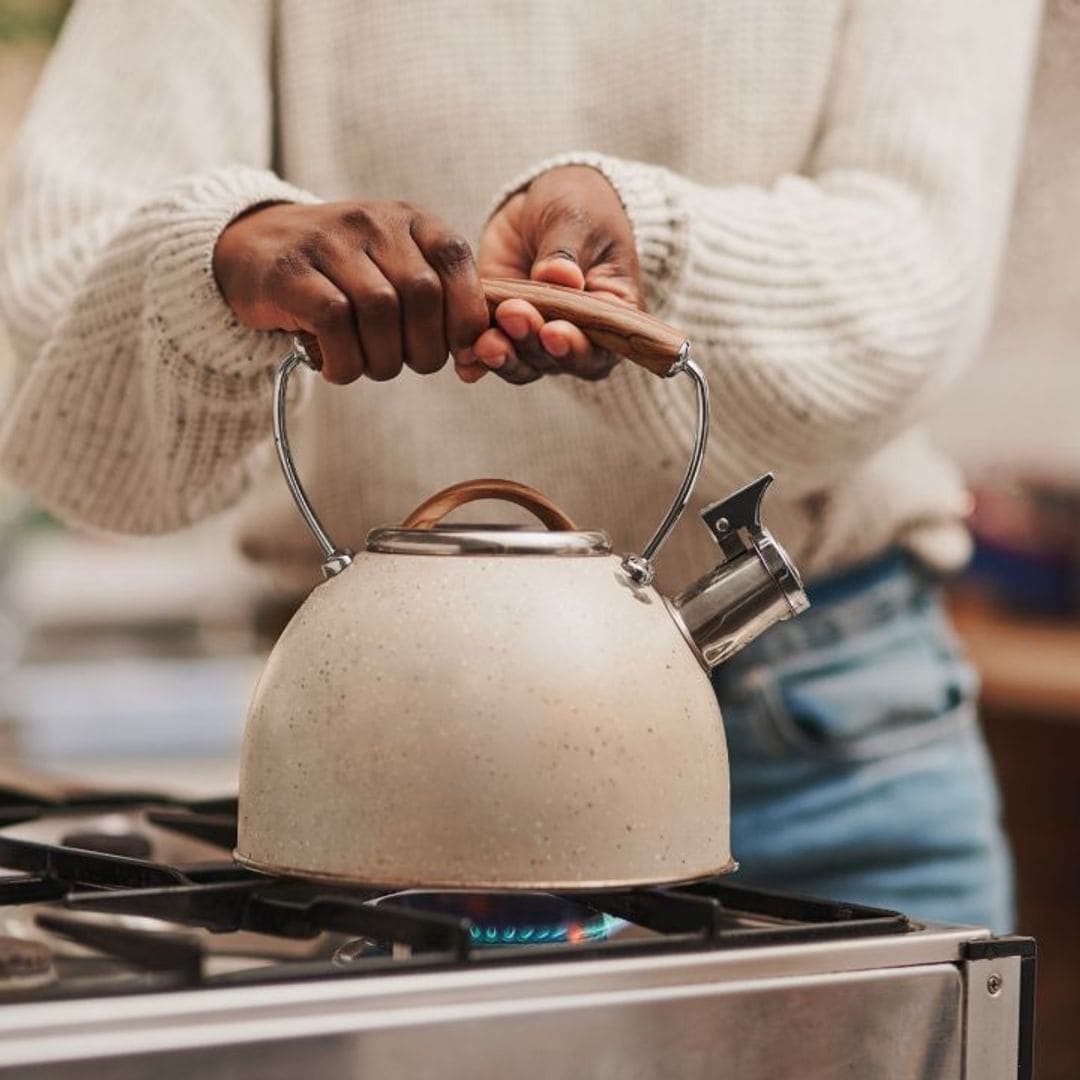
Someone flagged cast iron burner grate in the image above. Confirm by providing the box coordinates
[0,789,912,1002]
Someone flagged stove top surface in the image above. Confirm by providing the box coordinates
[0,780,1036,1080]
[0,781,918,1004]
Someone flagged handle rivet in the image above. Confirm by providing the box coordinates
[621,553,655,587]
[986,973,1003,996]
[714,517,730,535]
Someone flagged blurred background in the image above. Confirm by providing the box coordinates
[1,1,1077,1074]
[0,0,272,794]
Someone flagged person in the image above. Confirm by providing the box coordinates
[0,1,1040,930]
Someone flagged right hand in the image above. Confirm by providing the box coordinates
[213,201,490,384]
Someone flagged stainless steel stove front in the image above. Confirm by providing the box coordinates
[0,924,1027,1080]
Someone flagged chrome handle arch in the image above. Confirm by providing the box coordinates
[272,338,710,583]
[620,343,710,586]
[273,343,354,578]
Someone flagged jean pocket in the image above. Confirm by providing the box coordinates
[744,608,979,765]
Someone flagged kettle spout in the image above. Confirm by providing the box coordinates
[671,474,809,670]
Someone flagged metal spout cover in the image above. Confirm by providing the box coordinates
[673,474,809,669]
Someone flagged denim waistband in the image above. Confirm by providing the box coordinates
[724,548,940,671]
[805,549,916,606]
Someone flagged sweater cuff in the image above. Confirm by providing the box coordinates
[488,151,689,315]
[143,165,321,401]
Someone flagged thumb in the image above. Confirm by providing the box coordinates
[529,219,587,290]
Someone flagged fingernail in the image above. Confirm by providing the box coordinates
[484,352,506,370]
[545,338,569,358]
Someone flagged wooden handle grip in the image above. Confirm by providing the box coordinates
[401,478,578,531]
[481,278,687,377]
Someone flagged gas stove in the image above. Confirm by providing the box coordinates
[0,782,1034,1079]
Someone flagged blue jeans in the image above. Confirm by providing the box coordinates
[712,552,1014,931]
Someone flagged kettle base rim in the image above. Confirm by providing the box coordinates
[232,851,739,893]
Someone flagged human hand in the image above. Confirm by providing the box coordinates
[460,165,644,385]
[213,201,489,384]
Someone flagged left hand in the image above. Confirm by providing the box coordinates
[459,165,644,384]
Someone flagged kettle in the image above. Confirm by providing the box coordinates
[236,280,808,890]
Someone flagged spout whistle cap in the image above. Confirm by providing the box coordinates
[673,473,809,669]
[700,473,774,562]
[698,472,810,619]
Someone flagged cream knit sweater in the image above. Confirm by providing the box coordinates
[0,1,1040,592]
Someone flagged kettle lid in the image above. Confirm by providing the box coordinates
[367,478,611,557]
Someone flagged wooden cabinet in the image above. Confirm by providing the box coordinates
[949,596,1080,1080]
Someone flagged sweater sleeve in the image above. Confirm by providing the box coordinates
[0,0,319,533]
[492,0,1041,499]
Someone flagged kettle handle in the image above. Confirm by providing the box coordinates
[401,478,578,531]
[273,284,709,584]
[482,278,687,377]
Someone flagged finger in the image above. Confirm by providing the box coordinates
[474,326,551,378]
[454,358,489,384]
[477,192,530,279]
[471,329,542,385]
[491,352,544,385]
[296,332,322,367]
[370,243,447,375]
[277,270,365,385]
[531,252,586,289]
[411,221,489,353]
[540,321,618,380]
[493,299,560,374]
[580,274,643,308]
[456,364,489,384]
[494,298,543,343]
[528,201,590,287]
[494,308,558,374]
[452,347,489,384]
[538,320,592,365]
[471,327,516,367]
[316,249,402,382]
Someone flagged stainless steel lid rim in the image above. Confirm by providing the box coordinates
[365,527,613,556]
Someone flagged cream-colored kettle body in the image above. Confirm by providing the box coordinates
[236,281,808,890]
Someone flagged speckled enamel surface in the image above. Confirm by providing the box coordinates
[237,552,731,888]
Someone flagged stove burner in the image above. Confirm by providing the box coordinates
[60,830,153,860]
[381,892,626,947]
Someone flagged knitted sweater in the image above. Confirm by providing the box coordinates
[0,0,1040,592]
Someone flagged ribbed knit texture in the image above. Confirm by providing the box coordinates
[0,0,1040,591]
